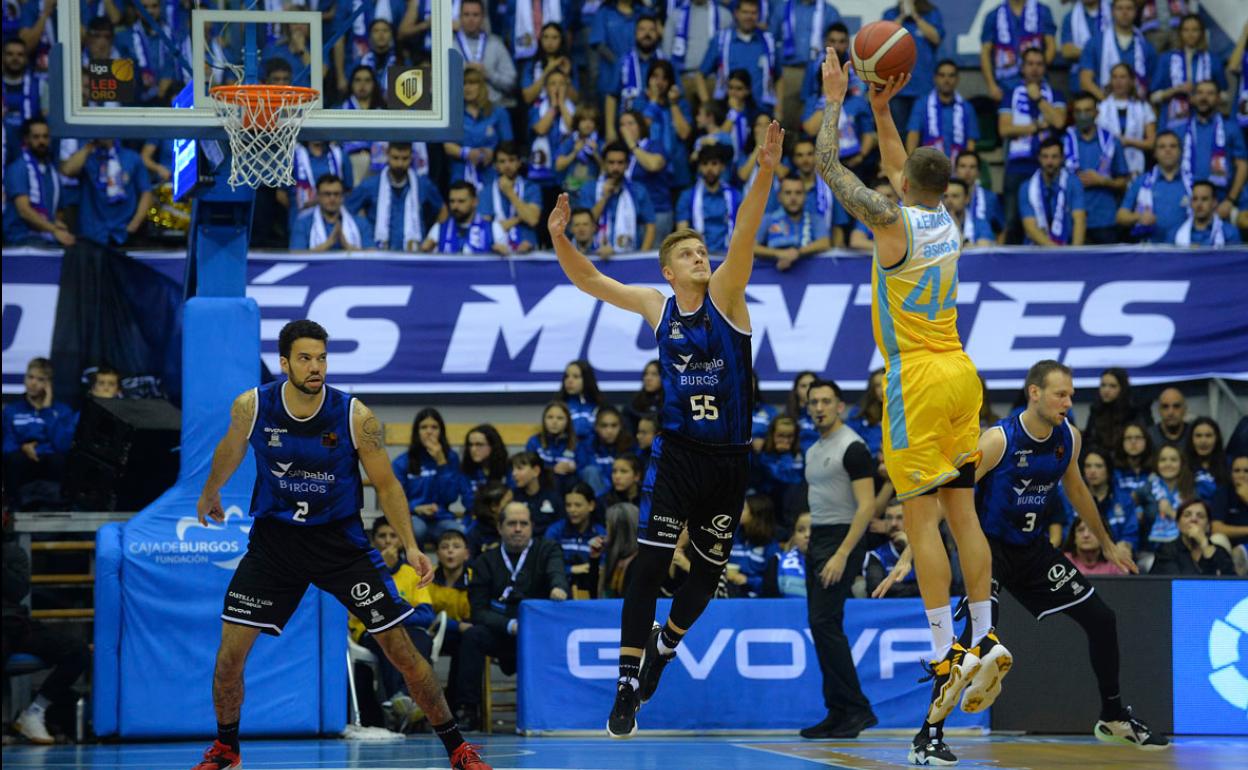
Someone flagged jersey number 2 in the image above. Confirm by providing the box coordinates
[902,265,958,321]
[690,395,719,421]
[293,501,309,522]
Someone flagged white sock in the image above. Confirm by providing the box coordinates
[969,601,992,647]
[926,606,954,658]
[656,636,677,656]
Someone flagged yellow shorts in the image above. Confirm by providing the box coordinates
[881,351,983,501]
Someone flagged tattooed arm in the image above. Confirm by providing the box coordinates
[197,388,256,525]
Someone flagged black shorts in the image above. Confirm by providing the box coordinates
[222,516,413,636]
[637,432,750,565]
[988,537,1096,621]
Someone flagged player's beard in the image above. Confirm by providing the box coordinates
[291,373,323,395]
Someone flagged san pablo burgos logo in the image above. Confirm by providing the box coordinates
[1208,597,1248,710]
[128,505,248,570]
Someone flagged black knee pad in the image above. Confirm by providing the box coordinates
[919,463,976,496]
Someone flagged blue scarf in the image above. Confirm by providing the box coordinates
[670,0,723,72]
[1063,126,1114,177]
[21,148,59,236]
[1183,113,1229,188]
[438,215,494,253]
[992,0,1044,83]
[92,146,129,204]
[620,51,663,112]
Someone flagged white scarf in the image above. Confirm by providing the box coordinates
[1166,49,1212,125]
[491,176,527,248]
[292,144,343,211]
[514,0,562,60]
[670,0,723,70]
[1068,0,1110,49]
[21,148,59,229]
[1097,97,1149,175]
[1007,82,1056,161]
[596,178,638,251]
[993,0,1042,81]
[93,145,127,203]
[924,91,968,159]
[715,29,775,106]
[310,207,363,250]
[972,182,990,222]
[529,96,575,182]
[690,179,739,238]
[354,0,393,37]
[1098,25,1147,96]
[374,169,423,250]
[1027,169,1070,244]
[1064,126,1115,177]
[1175,213,1226,247]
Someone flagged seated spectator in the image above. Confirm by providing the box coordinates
[786,138,848,247]
[737,108,782,193]
[445,67,513,188]
[1113,421,1155,500]
[1079,0,1155,101]
[770,0,841,128]
[755,176,832,269]
[1095,63,1155,178]
[1150,500,1236,575]
[3,517,90,744]
[849,178,901,250]
[944,178,996,247]
[1021,137,1087,246]
[906,59,977,161]
[1065,91,1129,244]
[3,358,75,511]
[634,60,695,192]
[1151,14,1226,131]
[1180,81,1247,216]
[1137,444,1195,546]
[290,174,370,251]
[1212,455,1248,574]
[420,181,509,255]
[599,502,641,598]
[753,417,806,509]
[634,414,658,467]
[465,482,511,556]
[1059,0,1105,81]
[457,502,567,730]
[954,150,1005,242]
[980,0,1056,103]
[622,360,662,437]
[1117,131,1188,243]
[290,141,354,228]
[577,406,635,496]
[580,141,657,254]
[557,361,600,444]
[1083,368,1144,455]
[5,118,72,247]
[727,495,781,598]
[699,0,777,109]
[510,450,565,537]
[60,138,152,248]
[529,69,577,195]
[392,408,465,545]
[763,510,810,598]
[427,530,472,706]
[451,0,517,107]
[618,109,673,240]
[605,15,664,139]
[785,370,819,453]
[863,501,918,598]
[599,454,643,518]
[1149,387,1191,450]
[348,143,444,251]
[1172,180,1242,246]
[1185,417,1229,502]
[800,72,875,180]
[545,482,608,597]
[555,104,603,198]
[478,141,541,253]
[1063,518,1126,576]
[459,424,509,513]
[999,48,1067,240]
[565,207,602,254]
[349,520,435,719]
[1080,449,1139,557]
[676,144,738,253]
[86,364,122,400]
[520,23,579,106]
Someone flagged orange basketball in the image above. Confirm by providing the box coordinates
[851,20,917,87]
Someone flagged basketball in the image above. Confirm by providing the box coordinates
[110,58,134,81]
[851,20,917,87]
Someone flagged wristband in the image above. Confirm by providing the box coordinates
[460,147,470,161]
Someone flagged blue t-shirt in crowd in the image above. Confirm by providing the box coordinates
[980,1,1055,95]
[477,175,542,248]
[2,400,76,456]
[289,209,374,250]
[757,207,830,249]
[882,6,944,98]
[1019,171,1086,244]
[1120,167,1190,243]
[3,151,61,244]
[450,107,513,183]
[577,178,656,251]
[1079,30,1157,91]
[699,29,777,107]
[1181,114,1247,197]
[768,1,842,68]
[77,144,151,246]
[676,182,738,252]
[1067,128,1129,229]
[391,449,464,522]
[346,173,444,250]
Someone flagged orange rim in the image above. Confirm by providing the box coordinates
[209,84,320,107]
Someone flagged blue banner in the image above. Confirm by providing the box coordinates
[517,598,988,732]
[1172,580,1248,736]
[4,247,1247,395]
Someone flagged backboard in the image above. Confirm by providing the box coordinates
[51,1,462,142]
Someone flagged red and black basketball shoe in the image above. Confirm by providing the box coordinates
[450,742,493,769]
[190,740,240,769]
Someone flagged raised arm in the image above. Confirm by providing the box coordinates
[868,74,912,195]
[548,193,666,328]
[196,389,256,525]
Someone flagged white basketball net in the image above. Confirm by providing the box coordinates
[209,86,318,189]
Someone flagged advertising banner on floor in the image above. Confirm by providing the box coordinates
[5,247,1247,395]
[516,597,989,732]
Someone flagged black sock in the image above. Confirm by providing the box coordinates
[432,719,465,755]
[658,624,684,654]
[1101,694,1126,721]
[619,654,641,689]
[217,721,240,753]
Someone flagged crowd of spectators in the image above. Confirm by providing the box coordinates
[5,1,1248,253]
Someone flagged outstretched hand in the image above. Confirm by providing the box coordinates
[1104,542,1139,575]
[758,120,785,172]
[548,192,571,237]
[821,47,848,103]
[868,73,911,112]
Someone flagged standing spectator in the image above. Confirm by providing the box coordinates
[1185,417,1228,502]
[1149,387,1191,450]
[1079,0,1156,102]
[558,360,601,444]
[1150,500,1235,575]
[737,109,784,199]
[290,141,354,229]
[347,142,445,251]
[337,66,386,183]
[511,451,566,537]
[1059,0,1108,80]
[980,0,1057,104]
[752,416,806,511]
[1117,131,1188,243]
[392,408,466,545]
[905,60,977,162]
[3,358,75,510]
[1020,137,1087,246]
[764,510,811,598]
[599,455,643,517]
[510,0,564,66]
[520,23,580,106]
[787,137,849,248]
[622,360,662,436]
[459,424,509,513]
[577,406,635,495]
[599,502,641,598]
[882,0,944,133]
[770,0,841,129]
[727,495,781,598]
[446,67,513,188]
[755,176,832,268]
[1063,519,1126,575]
[801,71,875,180]
[676,144,739,253]
[1081,449,1139,557]
[478,141,542,254]
[719,69,761,163]
[456,503,567,730]
[863,501,918,598]
[261,21,314,89]
[465,482,512,557]
[452,0,517,107]
[4,117,72,247]
[529,69,577,207]
[334,0,404,95]
[785,370,819,453]
[618,109,673,240]
[525,402,579,484]
[605,16,664,140]
[1138,444,1195,546]
[555,104,603,197]
[1097,63,1156,176]
[1151,14,1226,131]
[800,379,877,739]
[1231,24,1248,217]
[1211,455,1248,573]
[634,60,696,192]
[999,48,1067,241]
[1064,91,1129,244]
[699,0,776,109]
[3,38,46,158]
[420,181,510,255]
[1084,367,1147,453]
[60,138,153,248]
[578,141,657,254]
[545,482,607,596]
[1171,180,1242,246]
[1180,81,1248,217]
[1113,421,1155,502]
[591,0,645,108]
[119,0,178,105]
[955,150,1005,241]
[290,174,370,251]
[944,178,996,247]
[663,0,733,111]
[800,21,864,106]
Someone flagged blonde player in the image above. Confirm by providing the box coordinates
[815,49,1011,766]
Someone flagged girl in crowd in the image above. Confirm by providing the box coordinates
[392,408,464,545]
[1138,444,1196,546]
[1212,455,1248,573]
[1086,368,1148,455]
[1184,416,1229,502]
[526,401,579,489]
[545,482,607,597]
[520,22,579,105]
[558,359,602,443]
[846,368,884,458]
[576,405,636,495]
[753,417,806,519]
[765,511,810,598]
[465,481,511,556]
[446,67,512,186]
[459,423,509,512]
[785,370,819,453]
[634,414,658,467]
[598,454,643,519]
[728,495,781,598]
[509,450,564,537]
[1113,421,1156,502]
[1099,63,1156,176]
[1062,519,1126,576]
[1081,449,1140,557]
[599,502,640,599]
[618,108,673,240]
[623,359,662,436]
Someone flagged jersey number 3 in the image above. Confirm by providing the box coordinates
[690,395,719,421]
[902,265,958,321]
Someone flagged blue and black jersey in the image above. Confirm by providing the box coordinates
[977,415,1075,546]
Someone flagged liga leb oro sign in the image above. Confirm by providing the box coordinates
[388,67,433,110]
[87,58,137,104]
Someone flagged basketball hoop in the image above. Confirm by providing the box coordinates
[209,84,319,189]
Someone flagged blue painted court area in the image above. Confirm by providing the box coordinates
[4,734,1248,770]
